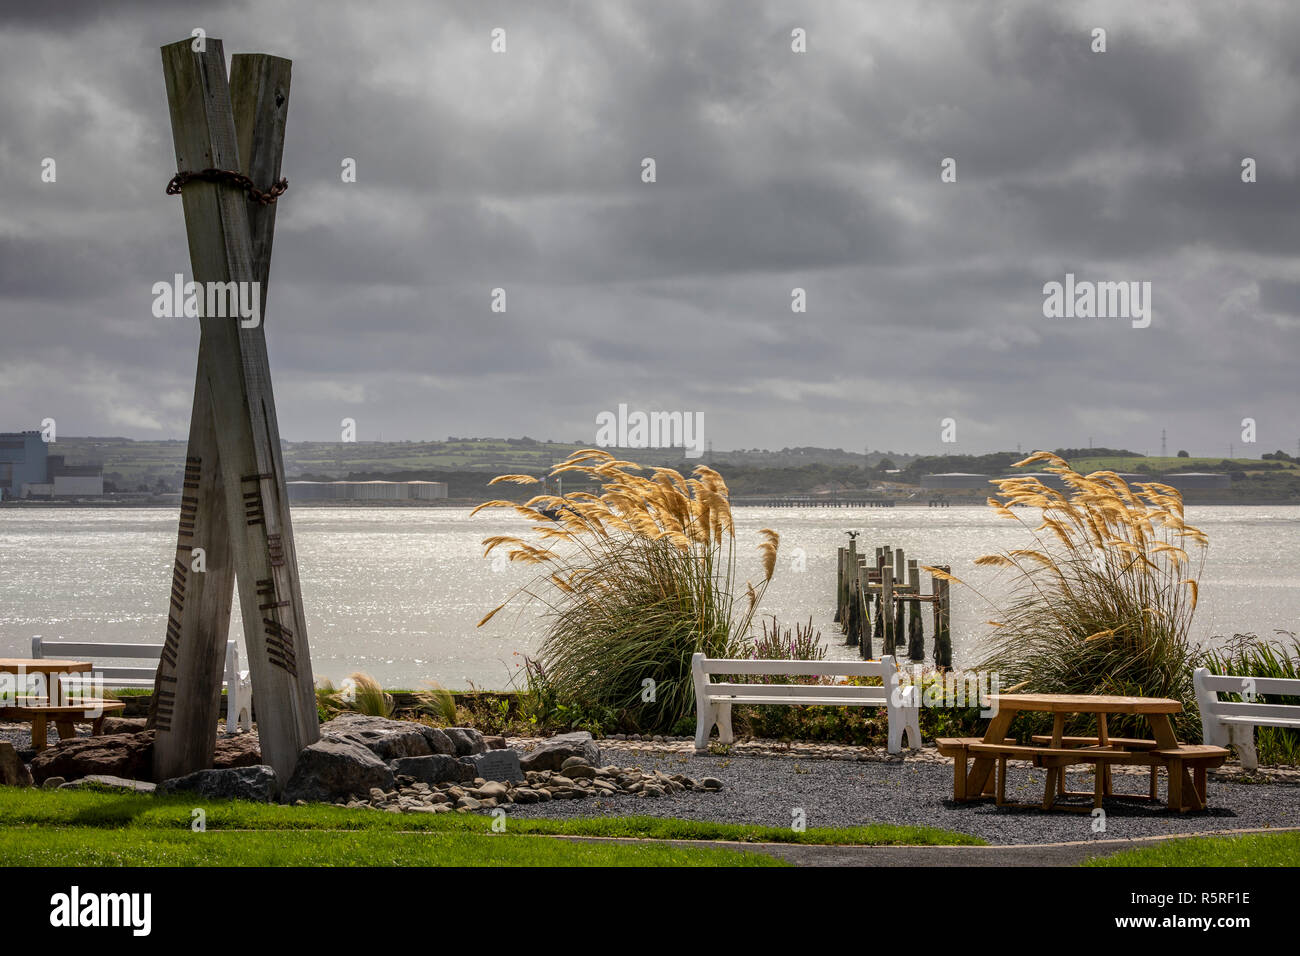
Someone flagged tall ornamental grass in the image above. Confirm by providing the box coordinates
[475,449,779,732]
[934,451,1209,738]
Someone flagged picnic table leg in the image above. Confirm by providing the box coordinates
[1148,713,1179,749]
[1148,765,1158,801]
[1093,760,1106,808]
[952,750,968,802]
[967,709,1016,796]
[1097,714,1112,795]
[31,714,47,751]
[1194,763,1207,808]
[1166,757,1183,810]
[54,718,75,742]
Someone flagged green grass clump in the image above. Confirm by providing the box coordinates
[476,450,779,733]
[1084,831,1300,867]
[957,452,1207,740]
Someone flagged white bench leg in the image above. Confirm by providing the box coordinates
[904,706,921,751]
[1232,726,1258,770]
[716,702,734,745]
[694,701,717,752]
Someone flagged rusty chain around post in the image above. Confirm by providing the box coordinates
[166,168,287,205]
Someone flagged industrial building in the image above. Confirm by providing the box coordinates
[0,432,103,499]
[1163,472,1231,491]
[921,473,992,490]
[287,480,448,502]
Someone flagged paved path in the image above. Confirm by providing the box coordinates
[548,826,1300,867]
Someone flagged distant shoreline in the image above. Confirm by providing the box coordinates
[4,498,1298,509]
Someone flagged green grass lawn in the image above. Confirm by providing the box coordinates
[4,827,780,867]
[0,788,983,866]
[1085,831,1300,867]
[1070,455,1296,474]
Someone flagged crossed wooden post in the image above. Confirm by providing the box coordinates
[150,38,318,786]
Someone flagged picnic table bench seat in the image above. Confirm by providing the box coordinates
[0,698,126,750]
[1152,744,1230,813]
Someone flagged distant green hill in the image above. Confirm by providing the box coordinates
[49,437,913,493]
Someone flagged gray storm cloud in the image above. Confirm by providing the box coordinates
[0,0,1296,455]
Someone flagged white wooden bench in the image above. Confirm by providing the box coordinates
[32,636,251,735]
[1194,666,1300,770]
[691,653,920,753]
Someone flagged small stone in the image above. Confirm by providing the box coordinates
[477,780,509,799]
[58,775,155,793]
[550,775,575,788]
[43,776,67,790]
[457,795,482,810]
[701,777,723,791]
[511,788,540,804]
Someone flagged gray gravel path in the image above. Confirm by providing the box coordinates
[505,744,1300,846]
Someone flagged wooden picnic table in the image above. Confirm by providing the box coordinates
[0,658,94,697]
[0,658,122,750]
[942,693,1227,813]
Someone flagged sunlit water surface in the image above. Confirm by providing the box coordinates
[1,506,1296,688]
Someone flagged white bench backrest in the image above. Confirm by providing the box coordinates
[1195,667,1300,722]
[696,657,890,679]
[694,653,901,702]
[31,636,239,690]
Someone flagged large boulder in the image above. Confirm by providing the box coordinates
[441,727,487,756]
[464,748,524,782]
[213,734,263,769]
[28,729,261,784]
[29,731,154,784]
[101,716,148,735]
[159,765,277,802]
[282,740,394,804]
[388,754,476,785]
[0,742,32,787]
[320,713,455,759]
[519,732,602,773]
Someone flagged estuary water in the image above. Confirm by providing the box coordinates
[1,505,1296,688]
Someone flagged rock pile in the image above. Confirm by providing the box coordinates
[350,754,724,813]
[3,715,729,811]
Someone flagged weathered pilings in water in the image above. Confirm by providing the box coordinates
[906,559,924,660]
[834,539,953,668]
[932,565,952,668]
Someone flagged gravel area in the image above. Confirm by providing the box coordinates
[503,744,1300,845]
[6,721,1296,847]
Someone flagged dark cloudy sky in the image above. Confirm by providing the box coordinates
[1,1,1297,457]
